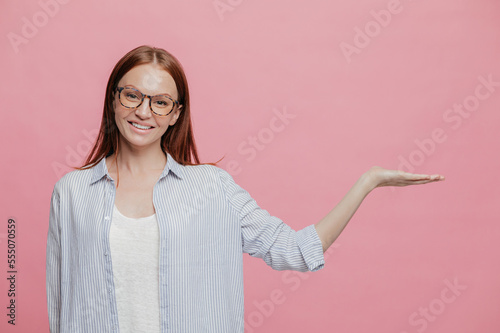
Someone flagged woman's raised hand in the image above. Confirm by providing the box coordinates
[365,166,445,191]
[314,166,445,252]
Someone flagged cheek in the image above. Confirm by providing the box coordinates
[114,105,127,120]
[156,118,175,134]
[158,119,171,130]
[113,108,127,133]
[114,110,121,124]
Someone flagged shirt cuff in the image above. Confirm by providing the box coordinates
[296,224,325,272]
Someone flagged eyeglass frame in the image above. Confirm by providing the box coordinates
[115,86,180,117]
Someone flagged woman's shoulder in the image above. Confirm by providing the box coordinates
[53,161,102,193]
[182,162,225,179]
[180,163,239,190]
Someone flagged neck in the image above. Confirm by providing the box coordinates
[107,138,167,176]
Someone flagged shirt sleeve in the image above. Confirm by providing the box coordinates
[218,168,325,272]
[46,184,61,333]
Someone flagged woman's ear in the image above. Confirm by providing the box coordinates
[169,105,182,126]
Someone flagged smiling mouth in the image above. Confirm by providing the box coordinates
[129,121,154,130]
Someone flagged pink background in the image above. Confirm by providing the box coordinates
[2,0,500,332]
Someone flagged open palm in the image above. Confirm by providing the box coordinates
[367,166,445,188]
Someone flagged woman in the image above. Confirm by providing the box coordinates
[46,45,444,333]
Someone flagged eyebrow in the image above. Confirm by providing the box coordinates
[123,84,176,99]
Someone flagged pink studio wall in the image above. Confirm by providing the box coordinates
[2,0,499,332]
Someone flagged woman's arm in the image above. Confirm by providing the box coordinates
[47,186,62,333]
[314,166,445,252]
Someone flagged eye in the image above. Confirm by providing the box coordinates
[152,97,172,108]
[126,92,140,100]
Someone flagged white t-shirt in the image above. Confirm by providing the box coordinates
[109,204,160,333]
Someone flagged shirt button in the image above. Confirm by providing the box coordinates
[104,252,108,256]
[104,216,110,221]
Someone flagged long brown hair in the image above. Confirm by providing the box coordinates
[76,45,216,178]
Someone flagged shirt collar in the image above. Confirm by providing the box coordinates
[90,152,184,185]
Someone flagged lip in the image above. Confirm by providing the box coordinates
[128,121,154,133]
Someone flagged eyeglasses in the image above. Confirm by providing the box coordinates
[115,86,180,116]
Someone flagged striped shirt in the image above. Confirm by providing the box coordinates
[46,152,325,333]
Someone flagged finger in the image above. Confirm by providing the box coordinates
[404,178,444,185]
[405,173,432,180]
[424,174,445,181]
[406,173,445,181]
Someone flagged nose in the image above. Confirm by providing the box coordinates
[135,96,152,118]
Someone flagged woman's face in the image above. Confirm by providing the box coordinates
[113,63,181,151]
